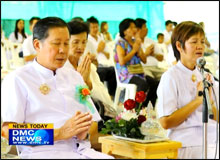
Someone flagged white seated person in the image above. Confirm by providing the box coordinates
[8,19,28,58]
[156,33,168,61]
[86,16,111,67]
[64,20,116,118]
[22,17,40,64]
[163,20,176,66]
[9,19,28,43]
[157,21,219,159]
[135,18,166,81]
[85,16,117,98]
[1,17,114,159]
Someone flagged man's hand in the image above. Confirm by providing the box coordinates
[97,41,106,53]
[103,51,110,59]
[55,111,92,141]
[155,54,164,61]
[145,44,154,56]
[133,38,142,53]
[24,54,37,63]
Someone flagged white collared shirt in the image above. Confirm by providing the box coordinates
[87,34,110,65]
[64,59,114,107]
[22,35,36,59]
[157,61,219,147]
[1,59,102,156]
[163,30,176,65]
[163,30,172,44]
[2,58,101,126]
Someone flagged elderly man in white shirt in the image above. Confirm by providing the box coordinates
[1,17,114,159]
[157,21,219,159]
[22,17,40,64]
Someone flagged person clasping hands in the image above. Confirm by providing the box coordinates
[54,111,92,141]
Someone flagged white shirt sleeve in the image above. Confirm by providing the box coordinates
[84,40,98,57]
[157,71,178,118]
[22,35,36,57]
[154,43,163,55]
[1,72,27,123]
[65,67,102,122]
[9,32,16,43]
[90,64,113,106]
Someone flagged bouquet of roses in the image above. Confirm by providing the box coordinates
[100,91,149,139]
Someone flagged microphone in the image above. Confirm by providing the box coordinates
[196,57,218,81]
[196,57,214,119]
[196,57,206,68]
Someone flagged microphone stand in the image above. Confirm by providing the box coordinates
[199,66,214,159]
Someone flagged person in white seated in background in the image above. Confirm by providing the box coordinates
[22,17,40,64]
[199,21,216,54]
[86,16,117,99]
[100,21,113,43]
[156,33,168,61]
[64,20,116,126]
[86,16,110,66]
[157,21,219,159]
[8,19,28,58]
[9,19,28,43]
[163,20,176,66]
[135,18,166,81]
[1,17,114,159]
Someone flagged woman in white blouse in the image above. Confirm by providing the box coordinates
[157,21,219,159]
[9,19,28,43]
[65,20,116,119]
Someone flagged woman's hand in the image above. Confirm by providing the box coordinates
[77,55,91,83]
[133,38,141,53]
[55,111,92,141]
[205,73,212,95]
[195,81,203,104]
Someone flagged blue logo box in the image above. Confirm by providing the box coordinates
[8,124,54,145]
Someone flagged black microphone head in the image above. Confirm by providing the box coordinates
[196,57,206,68]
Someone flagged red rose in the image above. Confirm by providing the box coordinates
[135,91,146,103]
[137,115,146,125]
[124,99,136,110]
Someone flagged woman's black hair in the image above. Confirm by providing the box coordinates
[14,19,27,40]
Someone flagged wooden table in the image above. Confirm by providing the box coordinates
[98,136,182,159]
